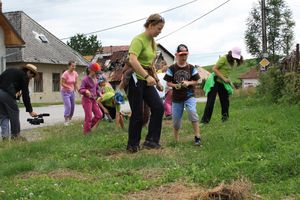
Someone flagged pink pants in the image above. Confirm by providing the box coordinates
[164,90,172,116]
[82,97,103,134]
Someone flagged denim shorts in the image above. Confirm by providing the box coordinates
[172,97,199,130]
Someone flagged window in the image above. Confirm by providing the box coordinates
[39,35,48,43]
[52,73,60,92]
[34,72,43,92]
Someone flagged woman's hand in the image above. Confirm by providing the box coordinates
[146,76,156,86]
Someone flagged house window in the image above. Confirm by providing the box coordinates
[34,72,43,92]
[39,35,48,43]
[52,73,60,92]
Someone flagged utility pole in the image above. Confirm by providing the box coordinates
[261,0,267,58]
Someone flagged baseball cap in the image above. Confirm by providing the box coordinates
[176,44,189,55]
[88,63,101,72]
[231,47,242,59]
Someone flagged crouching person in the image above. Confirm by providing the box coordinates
[97,91,125,129]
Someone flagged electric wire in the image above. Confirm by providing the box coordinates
[156,0,230,41]
[60,0,199,40]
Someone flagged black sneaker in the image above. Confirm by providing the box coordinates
[143,140,162,149]
[126,145,139,153]
[194,136,201,146]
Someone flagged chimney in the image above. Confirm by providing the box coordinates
[110,45,113,55]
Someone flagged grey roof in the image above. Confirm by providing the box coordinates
[4,11,88,66]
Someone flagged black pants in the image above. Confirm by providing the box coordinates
[201,81,229,124]
[101,106,116,119]
[127,78,164,147]
[0,89,20,136]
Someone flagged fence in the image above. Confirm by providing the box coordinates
[280,44,300,73]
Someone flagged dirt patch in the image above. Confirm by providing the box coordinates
[123,182,204,200]
[19,169,91,181]
[124,180,261,200]
[138,168,166,180]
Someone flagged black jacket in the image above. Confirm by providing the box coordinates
[0,68,33,112]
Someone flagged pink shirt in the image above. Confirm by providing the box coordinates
[61,70,78,92]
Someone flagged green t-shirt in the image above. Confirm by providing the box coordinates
[215,55,234,82]
[128,32,156,80]
[100,91,121,112]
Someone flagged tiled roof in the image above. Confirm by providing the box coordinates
[4,11,88,66]
[239,67,259,79]
[0,12,25,47]
[101,45,129,54]
[83,55,94,62]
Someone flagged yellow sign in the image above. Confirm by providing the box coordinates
[259,58,270,67]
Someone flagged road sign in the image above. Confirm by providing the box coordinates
[259,58,270,68]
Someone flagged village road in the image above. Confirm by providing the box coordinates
[19,97,207,131]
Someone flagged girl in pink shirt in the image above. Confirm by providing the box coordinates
[60,61,79,126]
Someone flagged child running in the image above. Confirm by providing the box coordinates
[79,63,103,134]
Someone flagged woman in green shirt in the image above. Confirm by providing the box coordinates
[126,14,165,153]
[201,47,243,124]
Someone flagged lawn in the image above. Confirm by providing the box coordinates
[0,94,299,199]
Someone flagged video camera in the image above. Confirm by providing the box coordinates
[27,113,50,125]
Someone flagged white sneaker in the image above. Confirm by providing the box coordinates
[64,122,70,126]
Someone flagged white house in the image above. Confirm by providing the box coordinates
[4,11,88,103]
[239,68,260,88]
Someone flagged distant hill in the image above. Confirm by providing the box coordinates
[202,58,258,85]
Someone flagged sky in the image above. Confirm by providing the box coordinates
[3,0,300,66]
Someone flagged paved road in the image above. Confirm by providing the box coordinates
[19,97,207,130]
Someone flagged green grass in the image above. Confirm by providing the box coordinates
[1,95,300,199]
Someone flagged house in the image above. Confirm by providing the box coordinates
[0,2,25,73]
[239,67,260,88]
[4,11,88,103]
[92,44,175,89]
[197,66,211,82]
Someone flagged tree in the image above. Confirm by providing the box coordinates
[245,0,295,63]
[67,34,102,56]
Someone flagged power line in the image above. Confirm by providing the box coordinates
[60,0,199,40]
[157,0,231,41]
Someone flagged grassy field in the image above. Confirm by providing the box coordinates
[0,94,299,199]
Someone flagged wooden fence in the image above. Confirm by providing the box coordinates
[280,44,300,73]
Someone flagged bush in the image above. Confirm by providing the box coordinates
[256,67,284,103]
[279,72,300,104]
[256,66,300,104]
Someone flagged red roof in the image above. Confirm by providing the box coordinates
[101,45,129,54]
[239,68,259,79]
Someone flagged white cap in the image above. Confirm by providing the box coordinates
[231,47,242,59]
